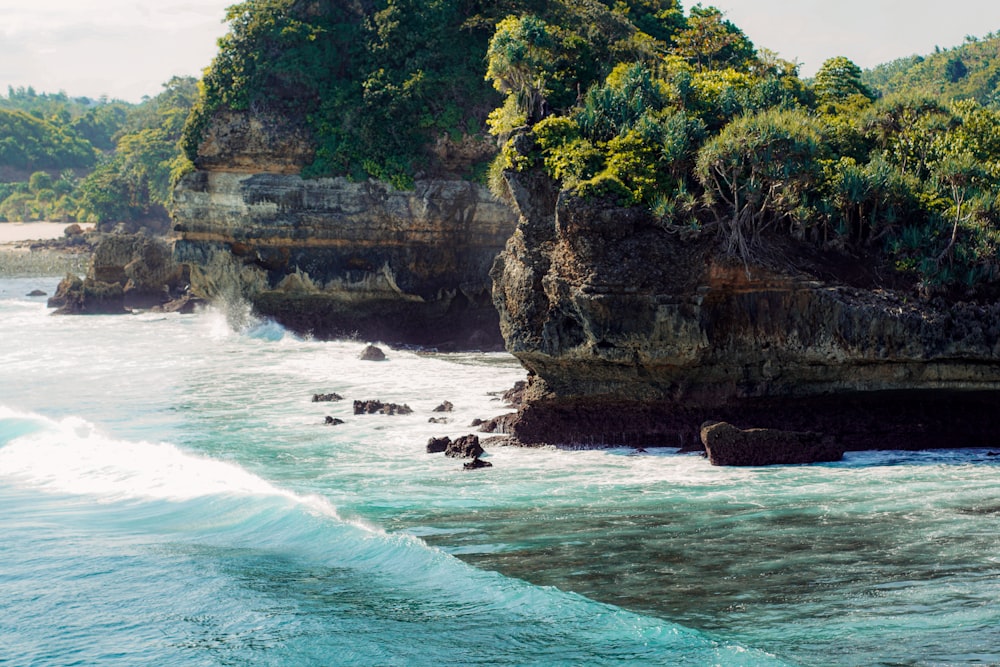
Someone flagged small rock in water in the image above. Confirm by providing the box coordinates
[26,289,47,297]
[470,418,485,427]
[433,401,454,413]
[353,399,412,416]
[701,421,843,466]
[427,436,450,453]
[324,416,345,425]
[358,344,387,361]
[463,458,493,470]
[313,392,344,402]
[428,417,449,424]
[445,434,484,459]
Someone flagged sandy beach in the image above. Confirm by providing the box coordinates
[0,222,91,244]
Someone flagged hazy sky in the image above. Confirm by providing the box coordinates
[1,0,998,102]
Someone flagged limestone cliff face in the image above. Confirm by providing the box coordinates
[491,170,1000,449]
[173,111,516,349]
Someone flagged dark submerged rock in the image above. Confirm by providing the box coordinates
[432,401,454,413]
[313,393,344,403]
[26,289,47,297]
[153,294,206,314]
[353,399,413,416]
[428,417,449,424]
[700,421,844,467]
[463,458,493,470]
[359,344,387,361]
[324,416,345,425]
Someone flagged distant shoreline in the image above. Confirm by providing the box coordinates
[0,223,95,277]
[0,222,92,244]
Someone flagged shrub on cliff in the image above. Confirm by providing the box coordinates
[695,107,827,261]
[184,0,689,187]
[184,0,509,187]
[485,8,1000,294]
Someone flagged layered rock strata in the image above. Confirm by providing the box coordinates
[491,169,1000,450]
[173,111,516,350]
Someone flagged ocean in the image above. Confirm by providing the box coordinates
[1,274,998,666]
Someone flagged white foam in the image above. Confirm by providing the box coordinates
[0,409,315,508]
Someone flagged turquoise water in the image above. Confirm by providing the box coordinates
[1,276,997,666]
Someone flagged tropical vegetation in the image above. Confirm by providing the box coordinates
[0,78,198,227]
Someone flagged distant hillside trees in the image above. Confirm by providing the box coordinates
[0,77,198,227]
[863,32,1000,106]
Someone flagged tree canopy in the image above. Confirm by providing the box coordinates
[178,1,1000,296]
[0,77,199,227]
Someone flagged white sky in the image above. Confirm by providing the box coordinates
[711,0,1000,77]
[0,1,998,102]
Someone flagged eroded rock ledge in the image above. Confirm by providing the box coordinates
[490,169,1000,450]
[173,111,517,350]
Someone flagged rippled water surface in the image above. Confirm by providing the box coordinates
[1,276,997,666]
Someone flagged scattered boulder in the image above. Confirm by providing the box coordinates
[26,289,47,297]
[63,223,84,237]
[428,417,449,424]
[359,344,387,361]
[426,436,451,453]
[445,434,485,459]
[433,401,454,413]
[464,458,493,470]
[353,399,413,415]
[700,421,844,467]
[313,393,344,403]
[324,416,345,425]
[470,418,485,427]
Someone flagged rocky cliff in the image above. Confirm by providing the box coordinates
[491,169,1000,450]
[173,111,516,349]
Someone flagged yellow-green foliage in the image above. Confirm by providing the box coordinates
[532,117,601,185]
[486,96,528,138]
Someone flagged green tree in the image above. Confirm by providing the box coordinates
[813,56,875,103]
[28,171,53,193]
[696,107,826,260]
[672,5,756,73]
[485,15,556,124]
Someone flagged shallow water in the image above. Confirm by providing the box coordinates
[1,275,997,666]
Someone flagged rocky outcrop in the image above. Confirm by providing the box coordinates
[445,435,485,459]
[48,234,187,314]
[700,421,844,466]
[491,167,1000,451]
[173,111,517,350]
